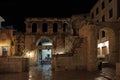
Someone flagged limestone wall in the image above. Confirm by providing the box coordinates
[116,63,120,80]
[55,56,82,71]
[79,24,98,71]
[0,57,29,72]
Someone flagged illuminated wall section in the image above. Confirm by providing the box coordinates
[97,41,109,58]
[0,41,10,56]
[0,33,11,56]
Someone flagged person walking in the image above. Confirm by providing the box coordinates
[98,60,102,72]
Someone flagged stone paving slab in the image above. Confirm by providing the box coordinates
[0,64,116,80]
[95,77,108,80]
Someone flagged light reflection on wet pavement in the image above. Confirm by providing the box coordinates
[0,64,116,80]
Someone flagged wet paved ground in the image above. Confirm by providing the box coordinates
[0,64,116,80]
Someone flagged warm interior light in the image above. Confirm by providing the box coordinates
[97,41,109,56]
[24,51,34,58]
[56,51,64,54]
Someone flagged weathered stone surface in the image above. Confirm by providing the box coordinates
[0,57,29,72]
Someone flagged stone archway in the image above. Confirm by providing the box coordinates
[35,37,57,70]
[98,27,116,64]
[36,38,53,64]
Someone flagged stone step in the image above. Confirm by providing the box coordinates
[100,71,115,80]
[95,76,108,80]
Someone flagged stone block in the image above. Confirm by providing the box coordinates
[0,57,29,73]
[116,63,120,76]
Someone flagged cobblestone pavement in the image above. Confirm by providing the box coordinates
[0,64,116,80]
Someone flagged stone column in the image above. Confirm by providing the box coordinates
[39,23,42,34]
[49,22,53,34]
[58,22,62,33]
[87,25,97,71]
[47,22,49,34]
[68,23,73,35]
[37,23,41,34]
[25,22,31,33]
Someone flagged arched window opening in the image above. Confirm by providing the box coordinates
[63,23,68,32]
[42,23,48,32]
[53,23,58,33]
[38,42,42,46]
[32,23,37,33]
[102,31,106,38]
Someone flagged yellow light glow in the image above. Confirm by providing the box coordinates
[97,41,109,48]
[27,52,34,58]
[58,51,64,54]
[23,51,34,58]
[98,43,103,48]
[97,41,109,56]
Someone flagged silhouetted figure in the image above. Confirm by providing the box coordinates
[98,60,102,72]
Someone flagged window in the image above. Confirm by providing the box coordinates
[42,23,48,32]
[63,23,68,32]
[109,0,112,3]
[101,1,105,9]
[102,15,105,22]
[53,23,58,32]
[109,8,113,18]
[32,23,37,33]
[91,13,94,19]
[102,31,105,38]
[96,7,99,15]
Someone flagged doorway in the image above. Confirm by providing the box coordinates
[36,38,53,71]
[38,49,52,65]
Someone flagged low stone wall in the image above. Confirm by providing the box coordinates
[0,57,29,73]
[55,56,83,71]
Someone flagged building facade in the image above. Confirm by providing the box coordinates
[90,0,120,64]
[90,0,120,22]
[0,0,120,72]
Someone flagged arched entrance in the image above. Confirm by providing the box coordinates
[97,27,116,64]
[36,38,53,70]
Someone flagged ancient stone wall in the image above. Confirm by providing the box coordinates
[0,29,14,56]
[79,24,98,71]
[0,57,29,72]
[96,22,120,64]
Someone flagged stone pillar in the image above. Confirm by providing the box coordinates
[40,23,43,34]
[49,22,53,34]
[52,55,56,71]
[47,22,49,34]
[58,22,62,33]
[37,23,41,33]
[86,25,97,71]
[68,23,73,35]
[25,22,31,33]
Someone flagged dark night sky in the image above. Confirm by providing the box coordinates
[0,0,98,31]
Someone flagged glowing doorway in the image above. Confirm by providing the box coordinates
[97,41,109,61]
[38,49,52,65]
[37,38,53,71]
